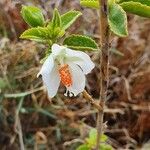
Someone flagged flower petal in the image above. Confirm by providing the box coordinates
[66,63,85,96]
[41,65,60,98]
[37,55,60,98]
[37,54,54,77]
[51,44,66,57]
[65,48,95,74]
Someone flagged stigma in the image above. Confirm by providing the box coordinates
[59,64,72,87]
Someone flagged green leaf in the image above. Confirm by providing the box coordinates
[87,129,108,145]
[86,129,97,146]
[100,143,113,150]
[61,10,82,30]
[118,0,150,6]
[80,0,115,8]
[63,35,98,51]
[120,1,150,18]
[21,6,45,27]
[108,3,128,37]
[20,27,50,42]
[51,9,61,29]
[46,9,65,40]
[101,134,108,142]
[80,0,99,9]
[77,144,89,150]
[89,128,97,140]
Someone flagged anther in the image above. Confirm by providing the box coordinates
[59,64,72,87]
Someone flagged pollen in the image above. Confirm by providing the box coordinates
[59,64,72,87]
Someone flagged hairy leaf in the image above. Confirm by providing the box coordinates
[80,0,99,9]
[21,6,45,27]
[63,35,98,51]
[61,11,82,30]
[120,1,150,18]
[20,27,50,42]
[100,143,113,150]
[108,3,128,37]
[51,9,61,29]
[118,0,150,6]
[77,145,89,150]
[80,0,115,8]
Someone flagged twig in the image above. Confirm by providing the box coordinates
[82,90,102,111]
[15,97,25,150]
[96,0,110,149]
[4,86,44,98]
[15,117,25,150]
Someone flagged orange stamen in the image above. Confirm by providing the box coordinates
[59,64,72,87]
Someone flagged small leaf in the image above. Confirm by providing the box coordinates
[80,0,116,8]
[21,5,45,27]
[63,35,98,51]
[89,128,97,141]
[88,129,108,143]
[108,3,128,37]
[51,9,61,29]
[80,0,99,9]
[61,10,82,30]
[20,27,50,42]
[86,128,97,146]
[101,134,108,142]
[118,0,150,6]
[77,144,89,150]
[52,27,65,39]
[100,143,113,150]
[120,1,150,18]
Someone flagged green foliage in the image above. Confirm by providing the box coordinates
[77,128,113,150]
[61,10,82,30]
[21,6,45,27]
[80,0,115,9]
[118,0,150,6]
[80,0,99,9]
[120,1,150,18]
[47,9,64,39]
[63,35,98,51]
[77,145,89,150]
[51,9,62,29]
[20,27,50,42]
[20,7,82,45]
[108,3,128,37]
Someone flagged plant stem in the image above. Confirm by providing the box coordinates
[15,97,25,150]
[96,0,110,149]
[82,90,103,111]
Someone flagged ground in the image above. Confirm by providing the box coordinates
[0,0,150,149]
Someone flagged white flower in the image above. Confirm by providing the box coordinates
[37,44,95,98]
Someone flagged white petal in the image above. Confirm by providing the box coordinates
[41,65,60,98]
[66,63,85,96]
[51,44,66,57]
[37,55,60,98]
[37,54,54,77]
[65,48,95,74]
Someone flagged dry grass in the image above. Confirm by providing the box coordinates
[0,0,150,149]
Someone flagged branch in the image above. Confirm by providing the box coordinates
[96,0,110,149]
[82,90,103,111]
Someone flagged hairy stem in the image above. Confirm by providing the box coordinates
[96,0,110,149]
[82,90,103,111]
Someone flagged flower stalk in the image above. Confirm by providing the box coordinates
[96,0,110,149]
[82,90,102,111]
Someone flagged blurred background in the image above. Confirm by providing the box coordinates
[0,0,150,149]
